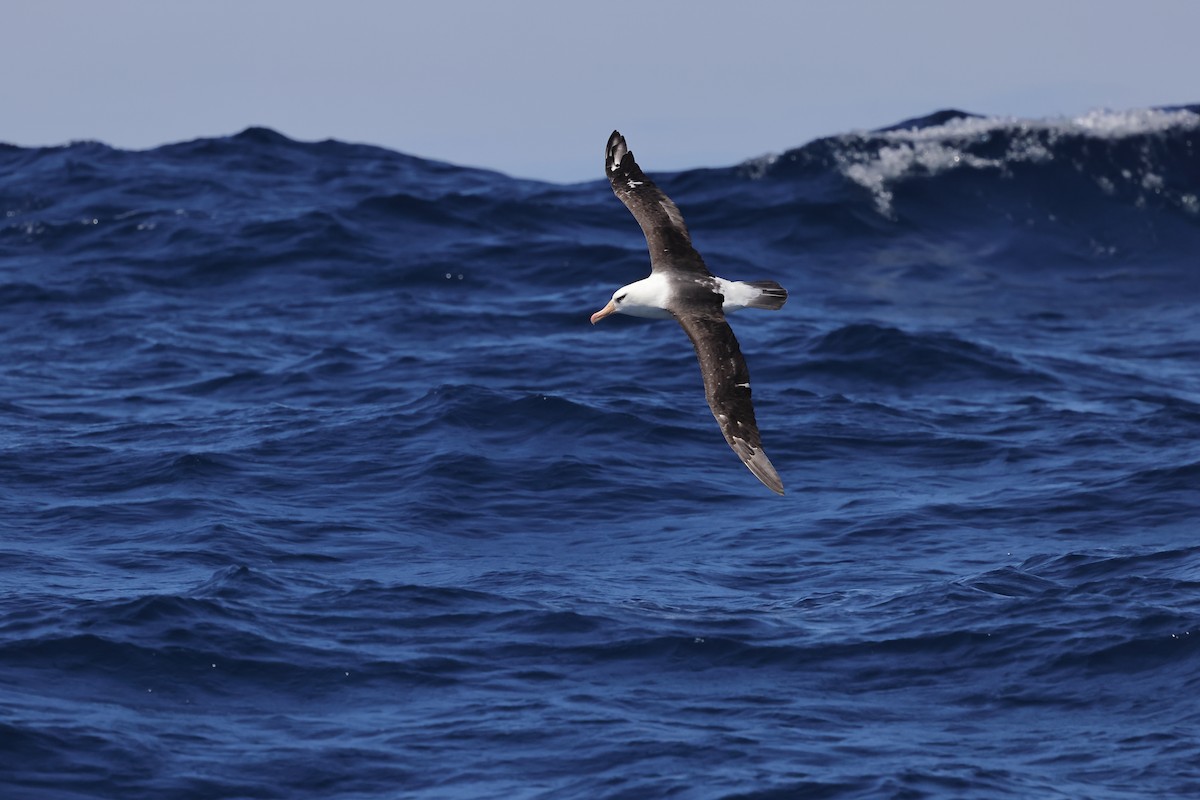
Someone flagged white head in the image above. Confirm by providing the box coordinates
[590,274,674,323]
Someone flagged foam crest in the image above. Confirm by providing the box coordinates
[879,107,1200,144]
[833,107,1200,216]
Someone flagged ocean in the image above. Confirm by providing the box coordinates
[2,106,1199,799]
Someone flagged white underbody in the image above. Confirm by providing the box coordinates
[611,273,761,319]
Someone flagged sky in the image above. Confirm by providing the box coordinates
[3,0,1198,183]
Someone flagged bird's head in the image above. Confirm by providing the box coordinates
[590,275,673,324]
[589,288,628,324]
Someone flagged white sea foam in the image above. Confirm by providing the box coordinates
[749,107,1200,217]
[877,107,1200,143]
[841,108,1200,216]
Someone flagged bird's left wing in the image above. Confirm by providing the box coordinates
[675,311,784,495]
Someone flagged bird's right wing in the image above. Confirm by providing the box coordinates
[605,130,710,278]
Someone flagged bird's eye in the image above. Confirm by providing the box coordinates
[615,293,627,304]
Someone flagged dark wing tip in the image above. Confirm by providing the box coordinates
[605,130,630,174]
[730,436,785,495]
[747,448,785,495]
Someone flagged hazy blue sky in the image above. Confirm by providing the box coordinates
[4,0,1197,182]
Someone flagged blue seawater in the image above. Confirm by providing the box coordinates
[2,108,1200,799]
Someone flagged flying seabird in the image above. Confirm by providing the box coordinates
[591,130,788,495]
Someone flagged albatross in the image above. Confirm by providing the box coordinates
[591,130,788,495]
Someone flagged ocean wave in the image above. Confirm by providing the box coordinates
[802,323,1052,389]
[4,108,1200,800]
[749,106,1200,219]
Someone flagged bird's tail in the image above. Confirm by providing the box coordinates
[741,281,788,311]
